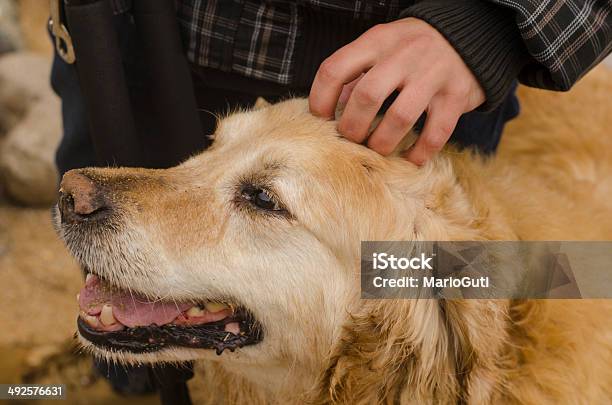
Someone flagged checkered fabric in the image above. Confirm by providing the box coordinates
[110,0,611,91]
[489,0,612,90]
[173,1,409,84]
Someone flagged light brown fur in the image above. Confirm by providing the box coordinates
[58,68,612,404]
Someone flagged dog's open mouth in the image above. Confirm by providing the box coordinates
[77,273,263,354]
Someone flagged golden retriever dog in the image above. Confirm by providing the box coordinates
[54,69,612,404]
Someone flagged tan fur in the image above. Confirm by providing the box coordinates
[57,68,612,404]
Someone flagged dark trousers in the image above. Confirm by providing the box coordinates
[51,9,519,396]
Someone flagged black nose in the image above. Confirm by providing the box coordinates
[58,170,111,223]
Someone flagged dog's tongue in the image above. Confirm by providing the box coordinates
[110,294,192,328]
[78,274,191,327]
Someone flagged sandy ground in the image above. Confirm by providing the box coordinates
[0,189,158,404]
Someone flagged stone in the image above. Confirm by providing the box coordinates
[0,1,22,55]
[0,52,61,206]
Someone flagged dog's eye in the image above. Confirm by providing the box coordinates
[240,185,284,212]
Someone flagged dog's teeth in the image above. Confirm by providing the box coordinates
[224,322,240,335]
[186,306,205,317]
[84,315,99,328]
[99,304,116,326]
[205,302,229,313]
[85,273,94,284]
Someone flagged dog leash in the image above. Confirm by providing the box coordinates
[52,0,204,167]
[50,1,201,404]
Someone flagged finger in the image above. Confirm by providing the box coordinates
[337,60,411,143]
[403,96,463,165]
[338,74,363,108]
[366,81,436,155]
[309,39,378,119]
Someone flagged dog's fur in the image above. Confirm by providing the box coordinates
[59,70,612,404]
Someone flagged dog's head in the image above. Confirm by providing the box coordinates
[55,99,504,400]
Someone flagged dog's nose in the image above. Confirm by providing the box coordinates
[58,170,111,223]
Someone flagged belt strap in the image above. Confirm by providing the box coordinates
[64,0,142,165]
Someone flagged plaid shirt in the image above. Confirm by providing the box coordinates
[490,0,612,90]
[111,0,611,93]
[173,1,412,85]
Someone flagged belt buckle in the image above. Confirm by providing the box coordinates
[49,0,75,64]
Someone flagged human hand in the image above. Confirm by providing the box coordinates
[309,18,485,165]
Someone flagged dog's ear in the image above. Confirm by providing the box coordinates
[379,153,506,241]
[308,299,458,404]
[309,299,510,404]
[254,97,271,110]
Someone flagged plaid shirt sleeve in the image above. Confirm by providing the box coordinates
[488,0,612,91]
[403,0,612,109]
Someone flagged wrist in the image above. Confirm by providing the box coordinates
[400,0,531,111]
